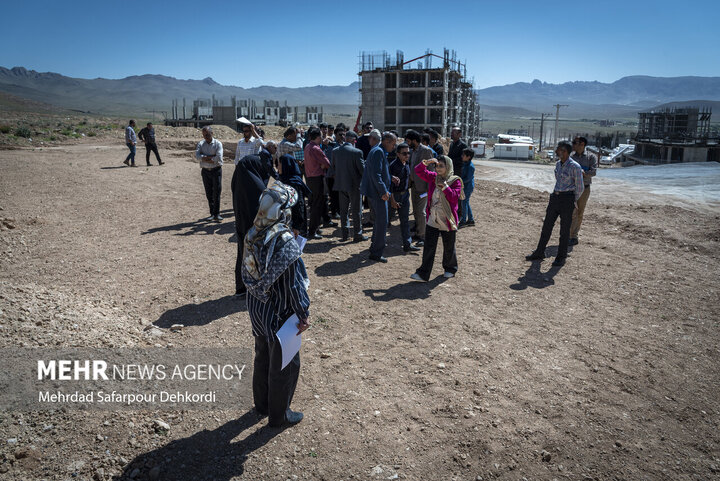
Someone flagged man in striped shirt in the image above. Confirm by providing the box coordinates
[526,141,584,267]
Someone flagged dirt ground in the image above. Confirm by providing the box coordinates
[0,134,719,481]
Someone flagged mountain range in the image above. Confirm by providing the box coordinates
[1,66,719,119]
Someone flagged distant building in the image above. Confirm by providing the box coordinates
[359,49,480,137]
[627,107,719,164]
[165,97,324,130]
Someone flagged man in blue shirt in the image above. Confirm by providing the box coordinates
[526,141,584,267]
[360,130,396,263]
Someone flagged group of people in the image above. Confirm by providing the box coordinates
[149,118,595,428]
[123,119,164,167]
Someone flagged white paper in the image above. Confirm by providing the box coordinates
[295,235,307,252]
[276,314,302,370]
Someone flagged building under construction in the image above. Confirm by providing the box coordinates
[627,107,719,164]
[165,97,324,130]
[359,49,481,138]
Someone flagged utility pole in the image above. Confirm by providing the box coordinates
[539,112,552,153]
[552,104,568,147]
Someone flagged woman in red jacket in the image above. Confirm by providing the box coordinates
[410,155,463,282]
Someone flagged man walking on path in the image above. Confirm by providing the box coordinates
[138,122,163,166]
[123,120,137,167]
[525,141,584,267]
[569,136,597,245]
[195,126,224,222]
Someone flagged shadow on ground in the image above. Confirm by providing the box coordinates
[363,276,447,301]
[141,209,235,236]
[155,295,243,328]
[509,260,561,290]
[121,410,287,480]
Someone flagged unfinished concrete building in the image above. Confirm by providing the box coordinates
[359,49,481,138]
[627,107,719,164]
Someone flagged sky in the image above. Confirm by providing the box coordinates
[2,0,719,89]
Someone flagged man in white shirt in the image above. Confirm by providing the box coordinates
[234,122,264,164]
[195,126,224,222]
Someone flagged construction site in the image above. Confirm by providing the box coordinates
[627,106,720,164]
[164,97,324,130]
[358,49,481,137]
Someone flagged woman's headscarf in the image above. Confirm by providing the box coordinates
[434,155,464,231]
[232,154,272,233]
[241,182,308,302]
[278,154,311,198]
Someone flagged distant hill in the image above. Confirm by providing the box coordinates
[0,67,360,116]
[475,76,720,117]
[1,67,719,120]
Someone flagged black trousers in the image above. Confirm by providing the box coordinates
[307,176,325,235]
[327,177,339,217]
[201,167,222,216]
[235,231,246,294]
[416,225,458,281]
[145,142,161,164]
[536,192,575,259]
[290,196,308,236]
[253,335,300,425]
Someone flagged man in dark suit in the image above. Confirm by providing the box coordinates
[360,130,397,263]
[332,131,366,242]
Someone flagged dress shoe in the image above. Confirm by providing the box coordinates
[206,215,215,221]
[146,163,152,167]
[213,214,223,222]
[322,221,337,228]
[353,234,368,242]
[552,256,566,267]
[362,221,374,228]
[414,240,424,247]
[123,159,130,166]
[525,251,544,261]
[130,163,137,167]
[458,221,466,229]
[403,244,421,252]
[443,271,455,278]
[369,255,388,263]
[158,161,165,165]
[310,233,322,240]
[465,220,475,226]
[341,228,349,241]
[569,237,579,246]
[410,273,427,282]
[268,409,304,428]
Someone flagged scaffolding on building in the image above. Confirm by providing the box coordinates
[358,49,480,138]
